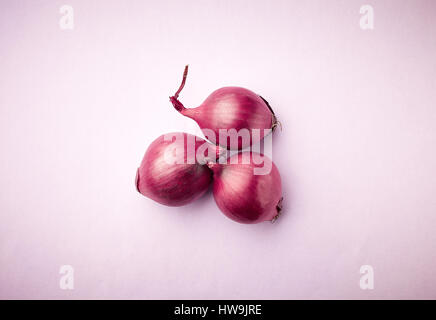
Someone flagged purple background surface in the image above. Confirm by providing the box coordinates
[1,0,436,299]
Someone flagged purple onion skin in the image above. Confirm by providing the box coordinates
[209,152,283,224]
[180,87,273,150]
[170,66,276,150]
[136,133,216,207]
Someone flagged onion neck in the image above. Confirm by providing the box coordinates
[170,65,189,113]
[170,96,186,112]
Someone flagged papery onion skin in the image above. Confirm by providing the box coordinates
[208,152,283,224]
[170,66,277,150]
[136,132,219,207]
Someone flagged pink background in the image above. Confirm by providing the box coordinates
[1,0,436,299]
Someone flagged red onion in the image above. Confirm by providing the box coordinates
[207,152,283,224]
[170,66,279,150]
[136,132,222,206]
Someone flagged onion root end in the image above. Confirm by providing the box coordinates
[271,197,284,223]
